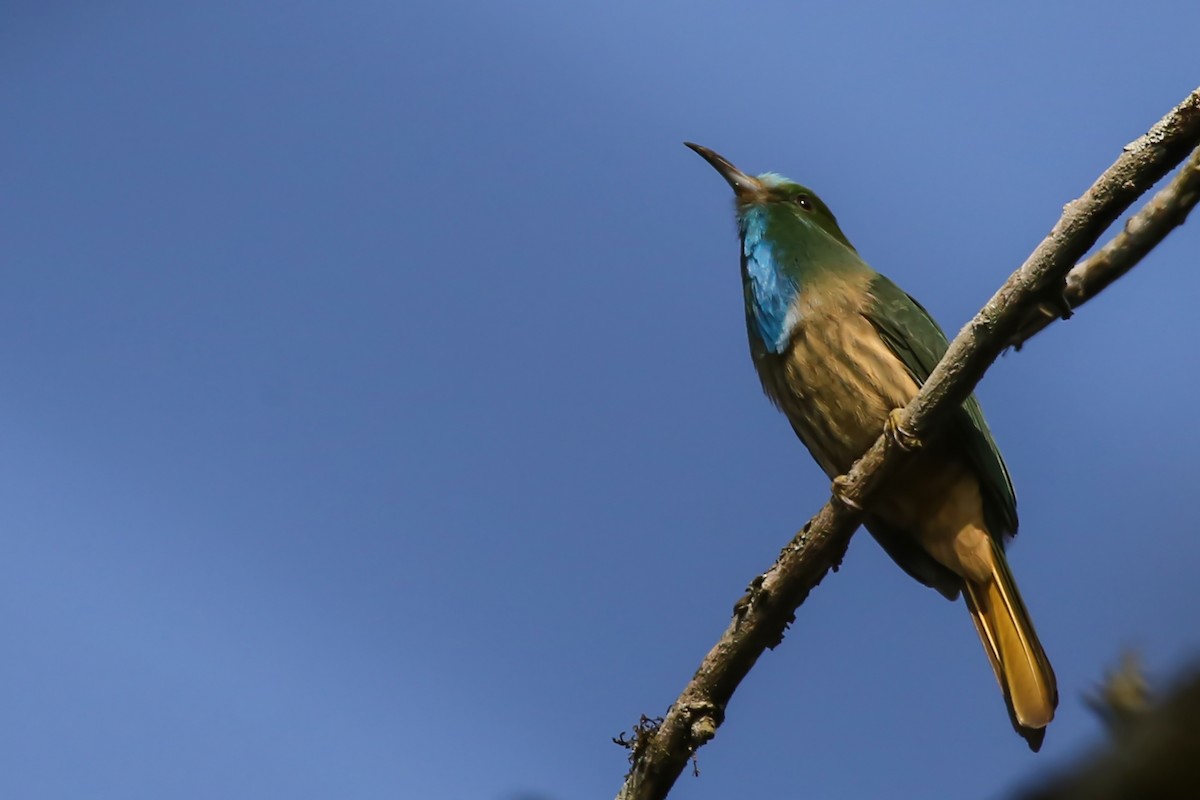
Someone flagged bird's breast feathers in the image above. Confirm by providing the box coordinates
[753,279,920,477]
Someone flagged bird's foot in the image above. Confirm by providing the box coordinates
[831,475,862,510]
[885,408,921,452]
[1044,282,1075,321]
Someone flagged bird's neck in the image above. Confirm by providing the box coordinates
[738,205,872,354]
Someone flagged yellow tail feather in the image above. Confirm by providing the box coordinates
[962,539,1057,751]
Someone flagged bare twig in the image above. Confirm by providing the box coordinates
[1012,144,1200,348]
[616,87,1200,800]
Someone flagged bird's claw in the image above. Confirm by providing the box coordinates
[1044,283,1075,321]
[886,408,921,452]
[831,475,861,510]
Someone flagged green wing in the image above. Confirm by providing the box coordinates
[862,274,1018,542]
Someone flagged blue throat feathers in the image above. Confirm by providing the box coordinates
[739,206,800,354]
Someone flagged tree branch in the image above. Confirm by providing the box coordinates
[1011,144,1200,348]
[616,86,1200,800]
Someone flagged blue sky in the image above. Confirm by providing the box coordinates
[2,2,1198,798]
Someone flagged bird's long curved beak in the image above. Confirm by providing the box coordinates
[684,142,763,199]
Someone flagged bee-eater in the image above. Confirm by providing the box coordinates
[686,142,1057,750]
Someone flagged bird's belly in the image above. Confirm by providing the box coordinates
[764,312,920,477]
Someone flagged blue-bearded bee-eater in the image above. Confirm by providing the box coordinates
[686,142,1057,750]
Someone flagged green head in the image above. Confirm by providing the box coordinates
[684,142,856,251]
[685,142,871,353]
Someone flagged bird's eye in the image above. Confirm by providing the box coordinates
[794,194,812,210]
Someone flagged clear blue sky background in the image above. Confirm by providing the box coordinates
[2,2,1198,798]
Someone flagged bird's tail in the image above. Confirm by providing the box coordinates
[962,537,1058,751]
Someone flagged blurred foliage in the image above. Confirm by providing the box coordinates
[1017,655,1200,800]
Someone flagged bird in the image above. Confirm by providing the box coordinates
[685,142,1057,750]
